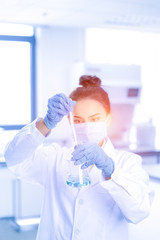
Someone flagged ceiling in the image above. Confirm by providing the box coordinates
[0,0,160,31]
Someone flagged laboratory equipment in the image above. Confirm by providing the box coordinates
[66,112,91,187]
[136,120,156,148]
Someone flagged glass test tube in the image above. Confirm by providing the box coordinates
[69,112,83,184]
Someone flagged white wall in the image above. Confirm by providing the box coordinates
[35,26,86,145]
[36,26,86,118]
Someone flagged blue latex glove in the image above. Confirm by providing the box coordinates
[72,143,114,178]
[44,93,76,129]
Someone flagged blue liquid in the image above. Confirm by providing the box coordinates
[66,175,91,188]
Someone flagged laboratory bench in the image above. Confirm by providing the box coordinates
[130,147,160,163]
[109,144,160,165]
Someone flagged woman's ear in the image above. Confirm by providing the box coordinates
[106,113,112,127]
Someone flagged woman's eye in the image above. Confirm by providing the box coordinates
[74,119,82,124]
[91,118,99,122]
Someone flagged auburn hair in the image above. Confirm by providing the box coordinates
[69,75,111,114]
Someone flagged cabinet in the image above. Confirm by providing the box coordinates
[0,167,14,218]
[0,165,43,221]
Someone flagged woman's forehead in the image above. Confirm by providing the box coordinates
[73,98,107,117]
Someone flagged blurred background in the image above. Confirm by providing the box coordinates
[0,0,160,239]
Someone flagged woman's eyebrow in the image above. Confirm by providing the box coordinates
[73,113,101,119]
[89,113,101,118]
[73,115,84,119]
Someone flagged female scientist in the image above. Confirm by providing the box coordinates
[5,75,151,240]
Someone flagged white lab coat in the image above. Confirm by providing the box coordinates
[4,120,152,240]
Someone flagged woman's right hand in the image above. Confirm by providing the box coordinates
[44,93,76,129]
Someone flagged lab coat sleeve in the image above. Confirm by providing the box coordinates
[100,151,153,224]
[4,119,58,186]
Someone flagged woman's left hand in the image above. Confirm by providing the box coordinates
[71,143,115,178]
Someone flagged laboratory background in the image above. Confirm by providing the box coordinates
[0,0,160,239]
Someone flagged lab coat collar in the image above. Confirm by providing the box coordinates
[102,137,116,160]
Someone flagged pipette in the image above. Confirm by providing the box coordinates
[69,112,83,185]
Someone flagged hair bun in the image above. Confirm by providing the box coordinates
[79,75,101,88]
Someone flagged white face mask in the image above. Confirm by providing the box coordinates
[74,121,108,144]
